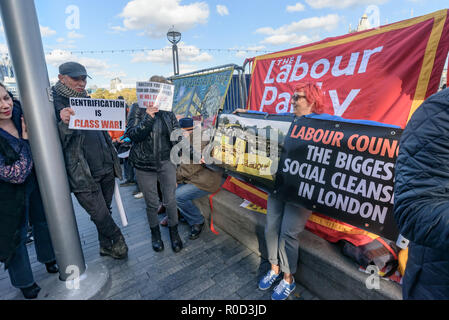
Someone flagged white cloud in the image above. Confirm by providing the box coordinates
[179,64,198,75]
[131,42,212,64]
[67,31,84,39]
[45,49,125,79]
[262,34,316,46]
[233,45,266,57]
[109,25,128,33]
[40,26,57,37]
[305,0,388,9]
[255,14,340,45]
[118,0,209,38]
[286,3,305,12]
[0,22,55,37]
[216,5,229,16]
[0,43,9,55]
[256,14,340,35]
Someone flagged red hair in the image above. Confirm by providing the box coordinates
[294,82,325,114]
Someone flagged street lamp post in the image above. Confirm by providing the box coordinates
[167,26,181,76]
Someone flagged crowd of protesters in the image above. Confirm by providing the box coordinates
[1,60,449,301]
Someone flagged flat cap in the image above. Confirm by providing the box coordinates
[59,61,91,78]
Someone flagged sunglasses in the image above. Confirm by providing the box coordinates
[291,94,307,102]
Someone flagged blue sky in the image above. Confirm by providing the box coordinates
[0,0,447,89]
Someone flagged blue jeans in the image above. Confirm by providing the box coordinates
[176,183,209,226]
[124,158,135,182]
[8,172,56,288]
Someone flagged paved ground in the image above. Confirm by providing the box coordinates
[0,180,318,301]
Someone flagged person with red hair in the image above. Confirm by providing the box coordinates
[236,82,325,300]
[261,82,325,300]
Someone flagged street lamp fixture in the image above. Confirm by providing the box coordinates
[167,26,181,76]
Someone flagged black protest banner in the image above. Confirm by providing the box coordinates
[274,116,401,241]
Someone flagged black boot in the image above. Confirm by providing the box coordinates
[168,225,183,253]
[45,260,59,274]
[110,234,128,259]
[150,226,164,252]
[20,283,41,299]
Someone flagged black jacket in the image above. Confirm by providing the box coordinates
[126,103,180,171]
[394,88,449,299]
[0,101,27,268]
[52,88,122,192]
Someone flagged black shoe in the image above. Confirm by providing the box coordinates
[189,223,204,240]
[120,180,136,187]
[100,246,113,257]
[45,260,59,274]
[111,234,128,259]
[101,235,128,259]
[150,226,164,252]
[169,225,183,253]
[20,283,41,299]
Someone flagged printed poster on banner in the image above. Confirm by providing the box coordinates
[68,98,126,131]
[171,67,234,129]
[136,81,175,112]
[275,116,402,241]
[209,112,293,190]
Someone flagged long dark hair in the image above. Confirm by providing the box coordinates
[0,82,20,165]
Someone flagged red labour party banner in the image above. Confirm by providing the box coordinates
[248,10,449,128]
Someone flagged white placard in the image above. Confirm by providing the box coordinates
[136,81,174,112]
[118,150,130,159]
[68,98,126,131]
[114,180,128,227]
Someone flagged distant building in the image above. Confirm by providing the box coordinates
[110,77,124,93]
[349,14,371,33]
[0,56,19,98]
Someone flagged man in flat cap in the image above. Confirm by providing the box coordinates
[52,61,128,259]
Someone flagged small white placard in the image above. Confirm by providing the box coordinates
[136,81,174,112]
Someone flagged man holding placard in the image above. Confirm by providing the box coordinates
[52,61,128,260]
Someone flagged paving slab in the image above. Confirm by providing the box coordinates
[0,178,316,301]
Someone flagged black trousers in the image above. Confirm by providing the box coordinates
[74,170,122,248]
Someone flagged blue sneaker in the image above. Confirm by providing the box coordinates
[271,279,296,300]
[258,270,281,291]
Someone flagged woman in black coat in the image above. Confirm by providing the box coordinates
[127,75,183,253]
[0,84,58,299]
